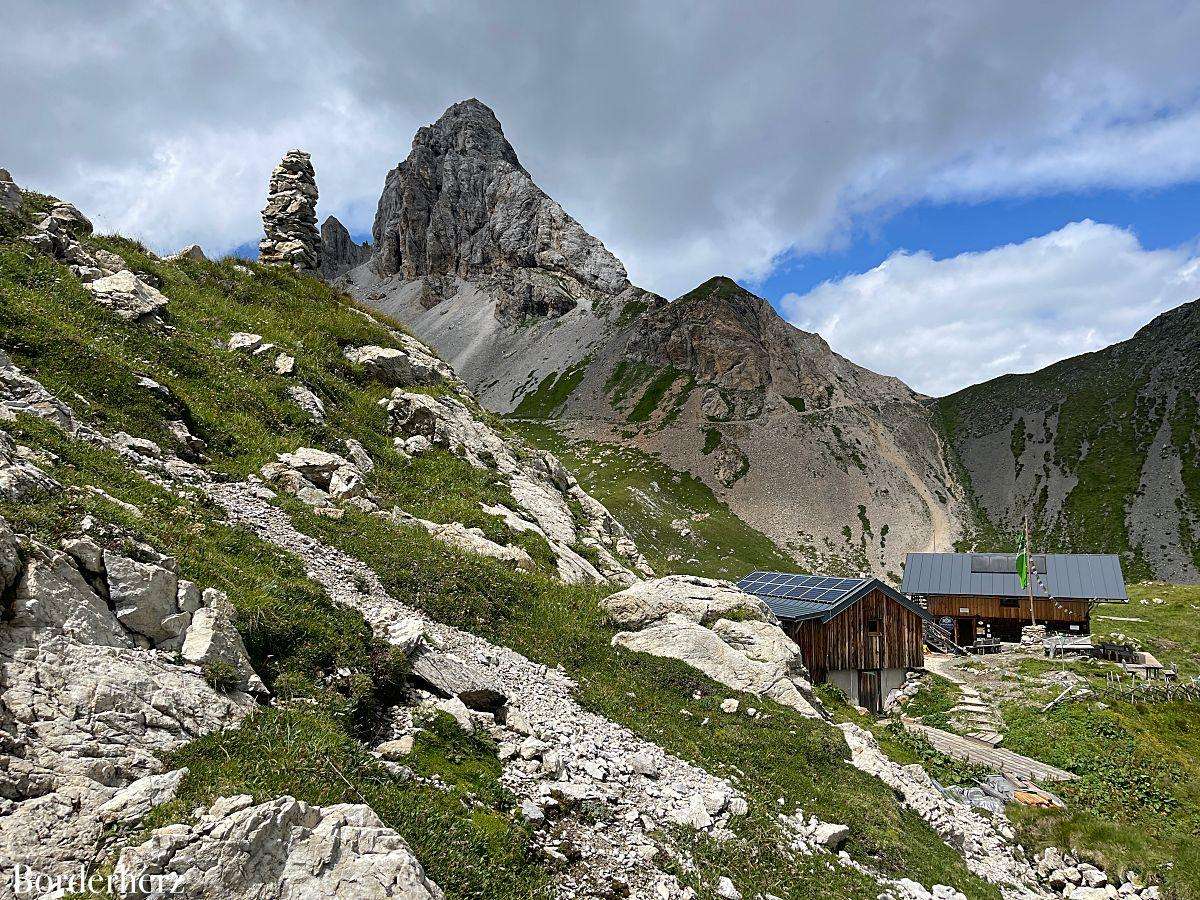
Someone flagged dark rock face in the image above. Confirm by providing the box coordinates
[626,276,915,415]
[260,150,319,273]
[318,215,370,281]
[371,99,630,321]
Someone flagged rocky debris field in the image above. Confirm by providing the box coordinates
[208,480,760,899]
[12,175,169,323]
[1032,847,1160,900]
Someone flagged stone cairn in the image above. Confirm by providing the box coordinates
[259,150,319,273]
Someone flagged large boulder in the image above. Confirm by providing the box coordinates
[85,270,169,321]
[711,618,809,680]
[112,795,443,899]
[407,645,507,712]
[602,575,774,629]
[263,447,368,507]
[344,344,444,387]
[180,589,264,692]
[105,551,180,644]
[9,547,131,647]
[611,614,821,717]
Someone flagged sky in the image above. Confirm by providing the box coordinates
[4,1,1200,396]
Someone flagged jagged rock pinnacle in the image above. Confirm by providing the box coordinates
[259,150,319,273]
[318,215,370,281]
[370,99,630,320]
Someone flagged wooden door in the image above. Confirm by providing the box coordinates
[858,670,881,714]
[955,618,975,647]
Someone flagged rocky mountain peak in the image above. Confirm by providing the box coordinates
[625,274,908,406]
[370,99,630,321]
[414,98,522,168]
[318,215,370,281]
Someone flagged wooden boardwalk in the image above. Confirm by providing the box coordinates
[905,721,1077,782]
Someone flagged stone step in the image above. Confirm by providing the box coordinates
[967,730,1004,746]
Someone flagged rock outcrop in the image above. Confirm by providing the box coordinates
[604,576,824,718]
[383,387,652,584]
[370,98,645,323]
[602,574,774,629]
[0,167,21,215]
[259,150,319,273]
[113,795,443,899]
[0,517,259,882]
[319,214,370,280]
[15,200,168,322]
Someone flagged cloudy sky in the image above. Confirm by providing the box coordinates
[5,1,1200,395]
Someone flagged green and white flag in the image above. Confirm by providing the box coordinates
[1016,538,1029,589]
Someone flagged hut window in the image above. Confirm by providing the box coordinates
[867,618,880,633]
[1000,597,1020,608]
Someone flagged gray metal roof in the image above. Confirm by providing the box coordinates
[737,572,932,623]
[900,553,1127,601]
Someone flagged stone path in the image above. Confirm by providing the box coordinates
[905,721,1076,783]
[925,653,1006,745]
[207,481,747,900]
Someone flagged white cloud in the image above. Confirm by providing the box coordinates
[3,2,1200,294]
[780,221,1200,396]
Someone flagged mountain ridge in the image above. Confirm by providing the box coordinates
[345,100,971,578]
[938,295,1200,582]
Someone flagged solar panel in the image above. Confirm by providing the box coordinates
[735,571,869,609]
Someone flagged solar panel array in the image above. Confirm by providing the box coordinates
[736,571,867,605]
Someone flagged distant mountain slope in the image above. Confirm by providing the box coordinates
[345,100,970,578]
[547,275,968,579]
[938,298,1200,582]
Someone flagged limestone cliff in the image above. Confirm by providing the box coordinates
[370,98,649,324]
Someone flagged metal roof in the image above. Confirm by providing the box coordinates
[736,571,932,623]
[900,553,1127,601]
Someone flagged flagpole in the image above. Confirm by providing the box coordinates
[1026,515,1037,627]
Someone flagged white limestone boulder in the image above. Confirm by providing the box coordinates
[345,344,438,386]
[611,614,821,718]
[602,575,774,629]
[112,795,443,899]
[86,270,169,321]
[105,551,180,644]
[180,588,264,693]
[10,547,131,647]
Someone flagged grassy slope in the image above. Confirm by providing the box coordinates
[0,215,996,898]
[511,421,796,580]
[0,418,552,900]
[936,302,1200,579]
[921,583,1200,899]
